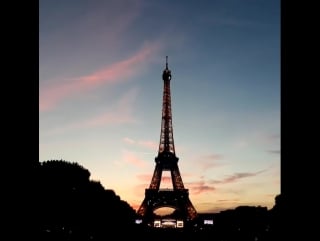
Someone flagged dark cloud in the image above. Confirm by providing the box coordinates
[187,181,216,195]
[269,134,280,140]
[209,170,266,185]
[267,150,280,154]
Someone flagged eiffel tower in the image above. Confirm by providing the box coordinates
[137,56,197,223]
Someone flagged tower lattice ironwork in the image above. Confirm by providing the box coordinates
[137,56,197,222]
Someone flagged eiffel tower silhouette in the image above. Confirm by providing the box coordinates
[137,56,197,222]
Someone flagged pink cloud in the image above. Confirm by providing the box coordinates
[43,88,138,135]
[200,162,221,170]
[136,174,152,182]
[45,112,134,135]
[187,181,216,195]
[122,137,158,151]
[123,151,147,168]
[82,87,138,126]
[160,176,172,184]
[123,137,135,144]
[82,111,134,127]
[197,154,224,170]
[203,154,223,160]
[137,140,158,150]
[40,42,161,111]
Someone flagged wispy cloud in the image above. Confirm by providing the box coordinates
[268,134,280,140]
[122,150,147,168]
[123,137,135,144]
[136,174,152,182]
[137,140,158,151]
[197,154,224,171]
[188,181,216,195]
[40,42,160,111]
[202,154,223,160]
[209,170,266,185]
[234,140,249,148]
[43,88,138,135]
[267,150,281,154]
[122,137,158,151]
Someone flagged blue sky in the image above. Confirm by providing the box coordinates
[39,0,280,213]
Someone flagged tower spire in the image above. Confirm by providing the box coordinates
[160,56,174,155]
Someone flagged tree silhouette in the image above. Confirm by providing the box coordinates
[34,160,136,240]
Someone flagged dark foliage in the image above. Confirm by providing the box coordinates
[34,160,136,240]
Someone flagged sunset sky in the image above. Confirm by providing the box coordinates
[39,0,280,213]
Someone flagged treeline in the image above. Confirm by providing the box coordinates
[33,160,136,240]
[201,203,282,241]
[31,160,283,240]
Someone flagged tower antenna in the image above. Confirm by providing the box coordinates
[166,56,168,69]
